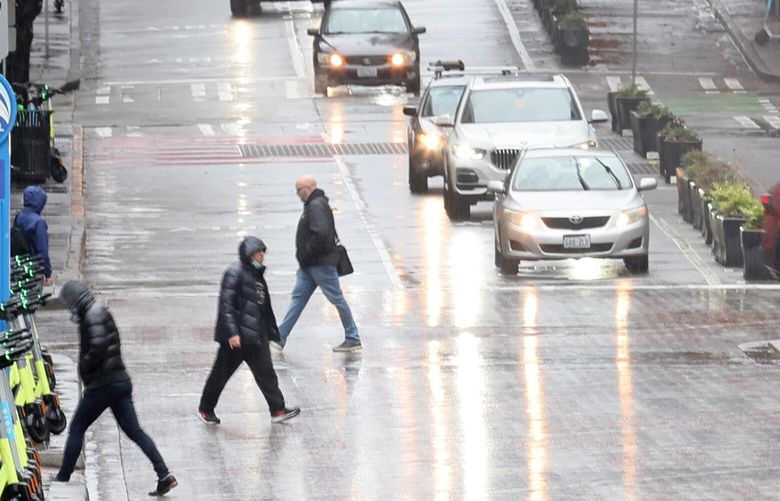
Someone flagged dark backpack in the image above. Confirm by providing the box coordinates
[11,223,31,256]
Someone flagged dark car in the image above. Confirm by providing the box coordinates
[231,0,328,17]
[761,182,780,276]
[307,0,426,96]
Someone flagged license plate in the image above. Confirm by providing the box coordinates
[563,234,591,249]
[357,66,378,78]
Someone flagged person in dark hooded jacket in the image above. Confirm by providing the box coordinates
[55,280,178,497]
[14,186,52,284]
[197,236,300,425]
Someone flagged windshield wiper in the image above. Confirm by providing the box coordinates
[593,157,623,189]
[574,159,590,191]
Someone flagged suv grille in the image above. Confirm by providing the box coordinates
[542,216,610,230]
[490,149,521,170]
[345,55,387,66]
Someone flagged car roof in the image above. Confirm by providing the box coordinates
[329,0,402,9]
[522,148,622,159]
[468,73,570,91]
[429,75,471,87]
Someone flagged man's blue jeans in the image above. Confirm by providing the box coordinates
[279,265,359,345]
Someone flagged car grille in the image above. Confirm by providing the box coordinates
[540,243,613,254]
[490,149,521,170]
[345,55,387,66]
[541,216,611,230]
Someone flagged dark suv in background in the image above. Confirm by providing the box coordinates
[762,182,780,277]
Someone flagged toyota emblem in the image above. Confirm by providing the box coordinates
[568,215,584,224]
[363,58,371,65]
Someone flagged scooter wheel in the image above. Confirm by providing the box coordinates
[46,405,67,434]
[25,412,50,444]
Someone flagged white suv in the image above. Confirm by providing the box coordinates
[437,73,608,220]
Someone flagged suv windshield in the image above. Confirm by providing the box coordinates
[512,156,632,191]
[325,8,409,34]
[460,88,581,123]
[420,86,465,118]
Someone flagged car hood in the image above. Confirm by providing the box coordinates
[458,121,591,149]
[506,189,643,213]
[320,33,413,56]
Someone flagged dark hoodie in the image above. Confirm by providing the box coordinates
[59,280,130,390]
[214,237,280,346]
[14,186,51,277]
[295,189,340,268]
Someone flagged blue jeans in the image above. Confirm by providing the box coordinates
[278,265,359,345]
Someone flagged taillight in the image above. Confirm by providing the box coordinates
[761,193,773,208]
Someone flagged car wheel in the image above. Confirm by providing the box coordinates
[314,72,328,96]
[495,243,519,275]
[230,0,248,17]
[443,174,470,221]
[408,149,427,193]
[624,254,649,274]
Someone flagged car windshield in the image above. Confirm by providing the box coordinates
[460,88,581,123]
[420,86,465,118]
[512,156,633,191]
[324,8,409,34]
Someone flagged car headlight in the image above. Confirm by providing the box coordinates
[452,144,486,160]
[318,53,344,67]
[418,132,443,150]
[615,206,648,228]
[390,51,416,66]
[504,209,538,231]
[574,139,598,149]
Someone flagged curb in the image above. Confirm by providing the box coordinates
[705,0,780,84]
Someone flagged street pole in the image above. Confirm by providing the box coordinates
[631,0,638,88]
[45,0,50,59]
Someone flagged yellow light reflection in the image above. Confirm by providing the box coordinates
[423,198,444,326]
[522,288,547,501]
[455,332,487,500]
[615,288,637,500]
[328,101,345,144]
[228,21,253,66]
[450,232,483,328]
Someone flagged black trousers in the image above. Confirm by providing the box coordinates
[199,342,285,416]
[56,380,168,481]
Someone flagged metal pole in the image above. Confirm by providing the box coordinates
[631,0,638,88]
[44,0,49,59]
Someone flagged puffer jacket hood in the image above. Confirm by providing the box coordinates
[59,280,94,314]
[22,186,47,214]
[238,236,267,266]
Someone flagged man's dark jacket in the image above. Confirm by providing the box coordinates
[60,281,129,391]
[296,189,339,268]
[215,237,281,345]
[14,186,51,277]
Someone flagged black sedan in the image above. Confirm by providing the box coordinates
[307,0,426,95]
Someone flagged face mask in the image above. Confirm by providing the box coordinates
[251,261,263,270]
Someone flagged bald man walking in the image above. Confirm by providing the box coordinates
[272,176,361,353]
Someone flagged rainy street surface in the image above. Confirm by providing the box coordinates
[54,0,780,498]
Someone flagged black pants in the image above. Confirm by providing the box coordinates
[199,342,285,416]
[56,379,169,481]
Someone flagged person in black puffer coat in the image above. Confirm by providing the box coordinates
[55,280,177,497]
[197,236,300,425]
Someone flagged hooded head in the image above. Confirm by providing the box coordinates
[238,236,267,268]
[59,280,94,318]
[23,186,47,214]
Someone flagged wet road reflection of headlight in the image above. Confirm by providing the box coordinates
[452,144,485,160]
[615,207,648,228]
[419,132,442,150]
[504,209,538,231]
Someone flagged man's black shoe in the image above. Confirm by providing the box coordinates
[148,473,178,496]
[333,340,362,353]
[197,409,220,425]
[272,406,300,423]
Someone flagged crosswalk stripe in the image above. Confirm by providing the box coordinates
[95,127,113,138]
[635,76,654,95]
[96,86,111,105]
[96,96,109,105]
[734,116,761,129]
[197,124,216,136]
[97,86,110,95]
[724,78,744,91]
[698,77,718,92]
[764,115,780,129]
[191,84,206,102]
[217,83,234,102]
[122,95,135,103]
[220,123,242,136]
[606,76,623,92]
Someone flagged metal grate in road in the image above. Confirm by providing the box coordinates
[599,137,633,150]
[238,142,408,158]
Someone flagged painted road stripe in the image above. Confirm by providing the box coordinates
[220,123,242,136]
[122,95,135,103]
[635,76,654,95]
[724,78,744,91]
[96,86,111,105]
[765,115,780,129]
[285,20,306,79]
[698,77,718,91]
[606,76,623,92]
[96,96,109,105]
[191,83,206,102]
[493,0,536,71]
[197,124,215,136]
[734,116,761,129]
[217,83,233,102]
[95,127,112,138]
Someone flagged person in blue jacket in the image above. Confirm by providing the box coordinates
[14,185,52,285]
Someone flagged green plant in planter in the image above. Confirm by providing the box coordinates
[682,151,736,191]
[710,182,761,224]
[635,101,671,118]
[661,118,698,141]
[550,0,578,15]
[743,200,764,229]
[615,85,648,98]
[558,9,587,30]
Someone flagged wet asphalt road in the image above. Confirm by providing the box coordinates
[58,0,780,498]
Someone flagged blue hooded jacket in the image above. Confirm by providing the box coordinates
[14,186,51,277]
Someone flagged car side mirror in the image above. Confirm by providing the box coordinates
[412,26,427,35]
[638,177,657,191]
[403,106,418,117]
[487,180,506,194]
[307,28,320,37]
[590,110,609,124]
[433,114,454,127]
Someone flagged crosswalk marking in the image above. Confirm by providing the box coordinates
[95,127,113,138]
[635,76,654,95]
[217,83,234,102]
[734,116,761,129]
[191,84,206,102]
[197,124,216,136]
[220,123,242,136]
[724,78,744,91]
[122,95,135,103]
[764,115,780,129]
[606,76,623,92]
[698,77,719,94]
[96,86,111,105]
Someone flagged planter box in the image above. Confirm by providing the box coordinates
[659,138,703,184]
[741,228,772,280]
[616,96,650,135]
[690,182,702,230]
[653,115,673,153]
[702,201,714,245]
[676,170,693,223]
[631,113,672,158]
[607,92,620,133]
[713,214,746,267]
[557,26,589,66]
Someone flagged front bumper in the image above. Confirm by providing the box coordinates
[445,152,509,197]
[497,213,649,261]
[319,63,418,87]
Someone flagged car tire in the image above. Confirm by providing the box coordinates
[230,0,249,16]
[408,149,427,193]
[624,254,649,274]
[314,72,329,96]
[443,174,470,221]
[495,243,519,275]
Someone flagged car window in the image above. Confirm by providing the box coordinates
[460,88,581,124]
[324,8,409,34]
[512,156,632,191]
[420,86,465,118]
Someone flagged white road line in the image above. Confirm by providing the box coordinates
[95,127,112,138]
[335,157,404,291]
[606,76,623,92]
[217,83,234,102]
[197,124,216,136]
[764,115,780,129]
[122,95,135,103]
[220,123,242,136]
[191,84,206,102]
[97,86,110,95]
[95,96,109,105]
[285,80,301,99]
[650,214,721,286]
[698,77,718,91]
[285,20,306,79]
[724,78,744,91]
[96,86,111,105]
[493,0,535,71]
[635,76,654,95]
[734,116,761,129]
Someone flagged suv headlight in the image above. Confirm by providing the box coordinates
[615,206,648,228]
[390,51,417,66]
[318,53,344,66]
[504,209,538,231]
[452,144,486,160]
[574,139,598,149]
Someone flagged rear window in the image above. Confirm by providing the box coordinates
[512,156,633,191]
[460,88,581,124]
[324,8,409,34]
[420,86,465,118]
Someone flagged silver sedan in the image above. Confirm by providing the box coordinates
[490,149,657,275]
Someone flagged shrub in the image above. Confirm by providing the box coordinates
[549,0,579,15]
[615,85,648,98]
[682,151,736,191]
[661,117,698,141]
[635,101,673,119]
[709,182,763,228]
[558,9,587,30]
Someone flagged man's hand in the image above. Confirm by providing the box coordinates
[44,277,53,286]
[228,335,241,350]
